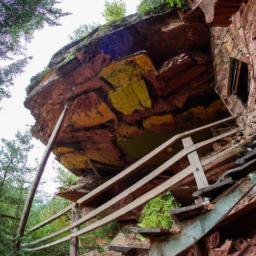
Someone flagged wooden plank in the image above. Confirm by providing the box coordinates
[193,177,234,198]
[23,128,238,248]
[235,147,256,165]
[28,205,73,233]
[182,137,208,189]
[171,201,209,221]
[218,158,256,182]
[27,116,235,233]
[149,178,256,256]
[130,227,171,237]
[16,104,68,248]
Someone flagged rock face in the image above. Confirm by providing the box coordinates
[25,9,229,199]
[211,0,256,141]
[192,0,244,26]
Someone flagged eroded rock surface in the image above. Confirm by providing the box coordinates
[25,9,229,200]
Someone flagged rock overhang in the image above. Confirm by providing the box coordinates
[24,8,230,186]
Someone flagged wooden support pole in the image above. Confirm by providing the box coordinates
[182,137,208,189]
[16,104,68,249]
[70,205,79,256]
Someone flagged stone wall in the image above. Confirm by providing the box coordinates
[212,0,256,141]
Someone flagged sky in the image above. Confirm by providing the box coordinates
[0,0,141,196]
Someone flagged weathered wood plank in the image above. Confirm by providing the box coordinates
[236,147,256,165]
[130,227,172,237]
[182,137,208,189]
[218,158,256,182]
[193,177,234,198]
[171,200,210,221]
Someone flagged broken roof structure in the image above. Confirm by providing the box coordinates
[22,0,256,255]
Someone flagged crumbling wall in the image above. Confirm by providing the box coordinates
[212,0,256,141]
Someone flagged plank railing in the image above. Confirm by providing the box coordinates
[20,116,240,253]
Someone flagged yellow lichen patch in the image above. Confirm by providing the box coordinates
[143,114,175,130]
[188,106,207,120]
[99,53,156,87]
[53,147,75,156]
[109,79,151,115]
[99,53,154,115]
[207,100,227,115]
[69,92,116,129]
[59,152,89,170]
[84,143,123,166]
[117,123,143,138]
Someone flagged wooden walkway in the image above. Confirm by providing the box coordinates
[17,116,242,254]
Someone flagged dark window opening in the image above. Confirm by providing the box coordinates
[228,58,249,105]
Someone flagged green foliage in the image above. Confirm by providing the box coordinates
[69,23,99,41]
[0,0,68,102]
[138,192,180,229]
[79,222,119,253]
[103,0,126,23]
[138,0,185,15]
[0,57,30,101]
[0,130,35,256]
[55,166,79,189]
[25,196,70,256]
[26,66,51,94]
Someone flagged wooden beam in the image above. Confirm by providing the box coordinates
[70,205,79,256]
[193,177,234,198]
[16,104,68,248]
[218,158,256,181]
[182,137,208,189]
[27,117,235,234]
[27,205,73,233]
[22,128,238,248]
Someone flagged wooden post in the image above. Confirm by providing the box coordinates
[16,104,68,249]
[70,205,79,256]
[182,137,208,189]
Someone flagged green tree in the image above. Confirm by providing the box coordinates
[138,0,184,14]
[0,0,68,102]
[0,130,35,255]
[69,23,99,41]
[103,0,126,23]
[55,165,78,189]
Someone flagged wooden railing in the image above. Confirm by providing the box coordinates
[19,116,240,254]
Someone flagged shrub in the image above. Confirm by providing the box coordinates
[103,0,126,23]
[138,192,180,229]
[138,0,184,15]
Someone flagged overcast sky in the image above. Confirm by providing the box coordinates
[0,0,141,196]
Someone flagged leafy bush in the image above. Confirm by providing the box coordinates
[138,192,180,229]
[103,0,126,23]
[138,0,184,15]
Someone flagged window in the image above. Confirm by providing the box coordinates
[228,58,249,105]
